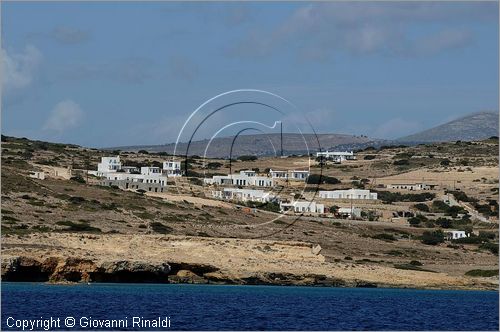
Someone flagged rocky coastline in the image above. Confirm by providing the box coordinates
[1,233,497,290]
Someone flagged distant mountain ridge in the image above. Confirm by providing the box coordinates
[110,111,499,157]
[398,111,499,143]
[113,133,382,158]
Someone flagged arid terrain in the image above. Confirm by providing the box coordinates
[1,135,498,289]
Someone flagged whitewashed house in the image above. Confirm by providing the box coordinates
[316,151,356,163]
[269,169,309,181]
[29,171,45,180]
[280,201,325,214]
[444,230,468,240]
[163,161,182,177]
[97,156,122,176]
[269,169,288,179]
[121,166,140,174]
[387,183,437,191]
[141,166,162,176]
[338,207,362,219]
[212,188,274,203]
[96,157,168,192]
[319,189,377,200]
[204,171,273,187]
[289,170,309,180]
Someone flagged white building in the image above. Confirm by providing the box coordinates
[140,166,162,176]
[163,161,182,177]
[212,188,274,203]
[386,183,437,191]
[338,207,362,219]
[269,169,309,181]
[269,169,288,179]
[316,151,356,163]
[204,171,273,187]
[319,189,377,200]
[29,171,45,180]
[289,170,309,180]
[121,166,140,174]
[97,156,122,176]
[444,230,468,240]
[280,201,325,214]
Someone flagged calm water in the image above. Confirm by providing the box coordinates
[1,283,498,330]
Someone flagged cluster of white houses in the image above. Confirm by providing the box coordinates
[91,156,182,193]
[203,168,311,187]
[316,151,356,163]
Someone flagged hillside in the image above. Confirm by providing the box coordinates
[111,133,381,158]
[398,112,499,143]
[1,135,498,289]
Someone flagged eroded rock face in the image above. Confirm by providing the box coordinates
[92,261,172,283]
[1,256,216,284]
[50,258,98,283]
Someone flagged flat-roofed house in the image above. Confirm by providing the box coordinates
[386,183,437,191]
[204,171,273,187]
[97,156,122,176]
[316,151,356,163]
[163,161,182,177]
[141,166,162,176]
[444,230,468,240]
[318,189,377,200]
[212,188,274,203]
[289,170,309,180]
[280,201,325,214]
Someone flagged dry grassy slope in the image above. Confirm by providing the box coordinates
[1,135,499,288]
[398,111,499,143]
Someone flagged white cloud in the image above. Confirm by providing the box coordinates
[229,2,494,60]
[1,45,42,93]
[43,100,84,133]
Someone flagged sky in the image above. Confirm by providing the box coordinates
[1,1,499,148]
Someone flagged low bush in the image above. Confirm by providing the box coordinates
[306,174,341,185]
[413,203,429,212]
[375,191,435,204]
[237,155,257,161]
[465,269,499,277]
[371,233,397,242]
[150,222,173,234]
[70,176,86,184]
[421,230,444,245]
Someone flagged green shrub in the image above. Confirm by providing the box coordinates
[421,230,444,245]
[57,221,101,233]
[70,176,86,184]
[465,269,499,277]
[413,203,430,212]
[237,155,257,161]
[408,215,428,227]
[393,159,410,166]
[375,191,435,203]
[371,233,397,242]
[306,174,341,185]
[150,222,173,234]
[479,242,498,255]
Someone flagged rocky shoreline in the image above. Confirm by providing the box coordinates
[1,234,497,290]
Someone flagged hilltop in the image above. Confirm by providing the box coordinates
[111,133,380,158]
[398,111,499,143]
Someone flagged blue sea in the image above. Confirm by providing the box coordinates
[1,283,498,331]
